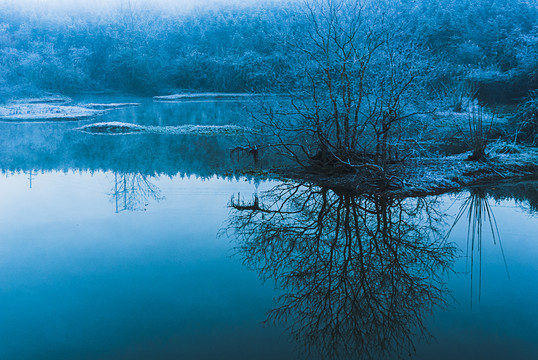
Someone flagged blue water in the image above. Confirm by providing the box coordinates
[416,193,538,360]
[0,172,296,360]
[0,98,537,359]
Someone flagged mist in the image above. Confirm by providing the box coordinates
[0,1,537,359]
[4,0,275,14]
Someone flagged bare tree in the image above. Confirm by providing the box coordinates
[225,182,455,359]
[262,0,432,177]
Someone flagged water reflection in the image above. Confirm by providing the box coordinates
[447,188,510,305]
[486,181,538,214]
[0,99,265,178]
[227,183,457,359]
[109,171,164,212]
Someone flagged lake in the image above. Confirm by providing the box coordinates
[0,97,537,359]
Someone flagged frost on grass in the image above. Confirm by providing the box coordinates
[0,103,102,121]
[75,122,253,136]
[82,103,142,110]
[153,93,260,102]
[149,124,252,135]
[75,122,146,134]
[0,100,142,121]
[390,141,538,196]
[10,95,72,104]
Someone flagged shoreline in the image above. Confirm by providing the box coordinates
[257,142,538,198]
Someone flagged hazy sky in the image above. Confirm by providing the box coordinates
[8,0,264,11]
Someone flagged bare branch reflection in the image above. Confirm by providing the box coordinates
[109,171,164,212]
[226,183,456,359]
[447,188,510,305]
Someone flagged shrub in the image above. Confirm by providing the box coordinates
[512,92,538,145]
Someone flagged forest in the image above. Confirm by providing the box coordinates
[0,0,537,189]
[1,3,538,358]
[0,0,535,100]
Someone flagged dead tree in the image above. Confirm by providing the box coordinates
[262,0,431,177]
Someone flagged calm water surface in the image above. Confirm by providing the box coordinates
[0,98,537,359]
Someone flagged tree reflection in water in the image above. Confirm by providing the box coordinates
[109,171,164,212]
[226,183,457,359]
[447,188,510,305]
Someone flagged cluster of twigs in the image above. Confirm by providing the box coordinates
[463,105,496,161]
[446,190,510,306]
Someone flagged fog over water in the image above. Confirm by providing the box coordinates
[0,0,537,358]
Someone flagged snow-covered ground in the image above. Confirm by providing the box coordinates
[82,103,142,110]
[148,124,252,135]
[0,103,103,120]
[153,93,261,102]
[0,98,143,121]
[75,121,146,134]
[9,95,72,104]
[75,122,253,136]
[389,141,538,196]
